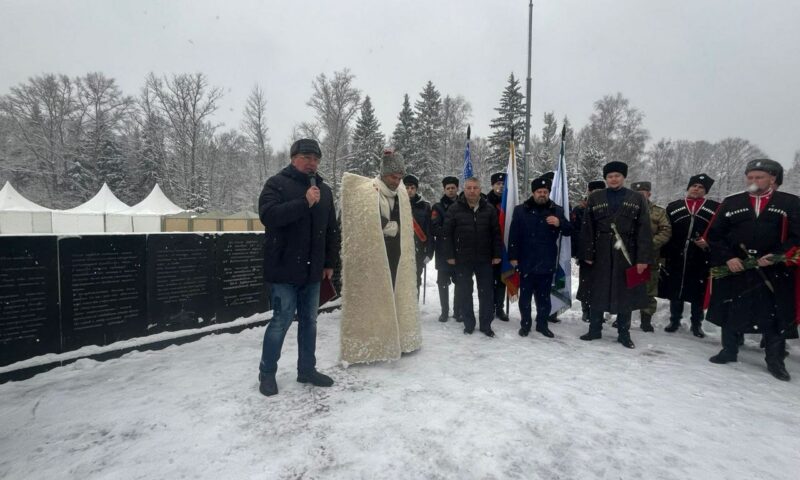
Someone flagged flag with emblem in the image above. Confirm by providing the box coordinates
[549,125,572,314]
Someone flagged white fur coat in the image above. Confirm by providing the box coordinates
[340,173,422,364]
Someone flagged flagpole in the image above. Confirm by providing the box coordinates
[523,0,533,195]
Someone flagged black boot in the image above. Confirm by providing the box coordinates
[495,307,510,322]
[548,313,561,323]
[640,313,654,333]
[258,373,278,396]
[617,331,635,349]
[690,322,705,338]
[709,350,738,364]
[297,369,334,387]
[438,312,448,323]
[664,319,681,332]
[767,363,791,381]
[737,333,745,346]
[580,326,602,341]
[611,319,619,329]
[581,310,590,323]
[519,327,530,337]
[535,324,555,338]
[479,327,495,337]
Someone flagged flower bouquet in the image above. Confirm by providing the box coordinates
[710,246,800,279]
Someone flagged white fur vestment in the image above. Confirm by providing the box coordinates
[340,172,421,364]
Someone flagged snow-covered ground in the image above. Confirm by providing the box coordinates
[2,272,800,480]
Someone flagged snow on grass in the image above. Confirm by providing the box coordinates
[1,272,799,479]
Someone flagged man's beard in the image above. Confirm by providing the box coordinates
[534,196,548,205]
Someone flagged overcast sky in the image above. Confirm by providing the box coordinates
[1,0,798,166]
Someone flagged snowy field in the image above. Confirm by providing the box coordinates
[2,272,800,480]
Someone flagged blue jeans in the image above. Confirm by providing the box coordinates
[259,282,320,376]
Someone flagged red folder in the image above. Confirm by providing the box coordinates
[625,264,651,289]
[319,277,338,305]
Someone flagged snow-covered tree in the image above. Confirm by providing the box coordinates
[391,94,416,162]
[488,73,526,178]
[306,68,361,197]
[349,95,384,177]
[411,81,444,198]
[242,84,272,182]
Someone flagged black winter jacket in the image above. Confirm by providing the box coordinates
[508,198,572,275]
[431,195,457,269]
[258,165,340,285]
[410,194,435,260]
[443,193,503,264]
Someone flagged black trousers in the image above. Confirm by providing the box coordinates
[669,299,704,324]
[588,308,631,335]
[437,266,459,316]
[492,263,507,312]
[720,320,786,367]
[455,262,494,331]
[519,273,552,330]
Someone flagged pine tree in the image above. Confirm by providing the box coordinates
[411,81,443,198]
[488,73,526,176]
[392,94,416,160]
[349,95,384,177]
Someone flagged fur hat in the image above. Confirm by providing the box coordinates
[587,180,606,192]
[745,158,782,178]
[541,171,555,181]
[290,138,322,158]
[381,149,405,175]
[531,176,552,192]
[602,161,628,178]
[687,173,714,193]
[631,181,651,192]
[490,172,506,185]
[442,176,459,187]
[403,174,419,187]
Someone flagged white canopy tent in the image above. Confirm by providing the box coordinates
[0,182,53,234]
[52,183,130,233]
[106,184,184,232]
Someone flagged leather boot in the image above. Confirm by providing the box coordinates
[640,313,654,333]
[709,350,738,364]
[617,330,635,349]
[664,319,681,333]
[690,321,705,338]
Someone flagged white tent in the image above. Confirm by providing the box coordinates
[0,182,53,234]
[106,184,184,232]
[52,183,130,233]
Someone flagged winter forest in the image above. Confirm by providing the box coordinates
[1,69,798,212]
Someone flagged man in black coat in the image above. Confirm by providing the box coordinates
[579,161,653,349]
[572,180,605,322]
[707,159,800,381]
[661,174,719,337]
[508,176,572,338]
[403,174,434,293]
[444,177,503,336]
[432,176,460,322]
[257,139,340,396]
[487,172,510,322]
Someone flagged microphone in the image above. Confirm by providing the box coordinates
[309,173,317,187]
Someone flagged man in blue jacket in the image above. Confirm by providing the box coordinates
[508,176,572,338]
[257,139,340,396]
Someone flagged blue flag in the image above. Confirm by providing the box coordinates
[462,126,473,180]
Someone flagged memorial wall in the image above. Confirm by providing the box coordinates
[0,232,270,367]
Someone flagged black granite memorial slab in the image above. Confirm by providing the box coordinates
[146,233,216,332]
[0,236,60,366]
[59,235,147,350]
[214,233,268,323]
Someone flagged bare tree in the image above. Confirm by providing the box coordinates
[306,69,361,196]
[0,74,80,206]
[146,72,223,209]
[242,84,271,182]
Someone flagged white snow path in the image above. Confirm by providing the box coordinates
[2,273,800,480]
